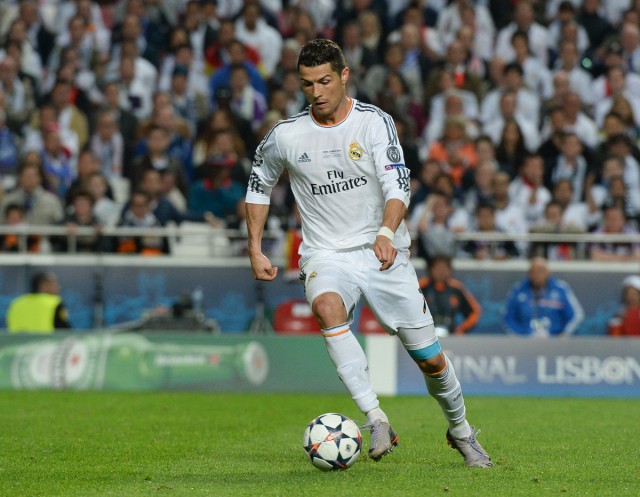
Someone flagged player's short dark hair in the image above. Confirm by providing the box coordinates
[297,39,346,75]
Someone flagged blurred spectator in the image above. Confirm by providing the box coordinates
[187,156,246,228]
[3,0,56,67]
[39,123,75,198]
[460,202,519,260]
[463,158,497,214]
[589,204,640,261]
[116,189,166,255]
[179,0,219,69]
[209,39,268,108]
[481,62,540,130]
[494,119,528,179]
[604,134,640,219]
[168,65,209,135]
[494,1,550,67]
[205,19,261,73]
[483,90,539,154]
[0,54,36,133]
[98,80,139,170]
[577,0,613,53]
[234,2,283,78]
[424,72,479,148]
[608,275,640,336]
[503,257,584,337]
[552,39,593,106]
[1,161,64,226]
[86,171,120,227]
[0,108,20,191]
[437,0,494,56]
[53,189,104,253]
[620,22,640,73]
[418,255,481,335]
[6,271,72,333]
[545,132,589,201]
[509,30,553,100]
[593,66,640,130]
[409,190,469,260]
[130,125,188,197]
[48,78,90,151]
[558,92,599,149]
[136,168,189,226]
[89,109,124,180]
[228,63,268,133]
[362,42,405,104]
[424,40,485,109]
[357,10,383,59]
[376,71,425,137]
[529,200,585,260]
[2,18,43,84]
[340,20,378,94]
[138,102,193,180]
[409,158,442,210]
[550,178,598,232]
[47,14,102,87]
[113,54,153,121]
[428,116,478,190]
[0,203,40,252]
[159,43,209,104]
[509,154,552,227]
[492,171,529,252]
[548,2,589,57]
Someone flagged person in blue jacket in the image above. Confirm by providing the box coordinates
[503,257,584,336]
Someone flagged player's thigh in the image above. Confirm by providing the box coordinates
[365,250,432,333]
[301,253,363,322]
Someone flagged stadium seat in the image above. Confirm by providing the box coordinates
[168,222,232,257]
[357,306,387,334]
[273,299,321,334]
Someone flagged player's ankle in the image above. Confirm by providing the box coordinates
[449,420,471,439]
[366,407,389,424]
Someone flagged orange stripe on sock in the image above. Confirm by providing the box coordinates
[323,328,350,337]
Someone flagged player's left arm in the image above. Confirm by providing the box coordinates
[374,199,405,271]
[368,111,411,271]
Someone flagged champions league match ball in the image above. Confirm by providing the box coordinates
[303,413,362,471]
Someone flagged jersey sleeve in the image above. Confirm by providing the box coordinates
[367,111,411,208]
[245,127,287,205]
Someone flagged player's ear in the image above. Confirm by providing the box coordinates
[341,67,350,85]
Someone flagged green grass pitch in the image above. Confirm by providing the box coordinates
[0,391,638,497]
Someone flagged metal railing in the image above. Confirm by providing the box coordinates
[0,225,639,258]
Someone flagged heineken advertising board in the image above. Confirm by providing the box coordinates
[0,332,344,393]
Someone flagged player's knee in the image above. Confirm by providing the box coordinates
[311,293,346,328]
[415,352,446,375]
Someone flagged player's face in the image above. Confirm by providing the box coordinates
[299,63,350,124]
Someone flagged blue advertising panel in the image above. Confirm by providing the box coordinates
[395,336,640,398]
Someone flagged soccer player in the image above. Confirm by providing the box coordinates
[245,39,492,468]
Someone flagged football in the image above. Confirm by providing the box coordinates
[302,413,362,471]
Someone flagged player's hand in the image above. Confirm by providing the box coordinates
[249,253,278,281]
[374,235,397,271]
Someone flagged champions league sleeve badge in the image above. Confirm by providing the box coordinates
[386,145,401,163]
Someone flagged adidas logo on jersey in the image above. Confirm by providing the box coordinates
[297,152,311,163]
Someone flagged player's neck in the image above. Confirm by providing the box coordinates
[313,97,352,126]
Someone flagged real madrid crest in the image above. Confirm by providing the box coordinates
[349,142,363,161]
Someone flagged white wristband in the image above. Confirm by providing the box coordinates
[377,226,395,242]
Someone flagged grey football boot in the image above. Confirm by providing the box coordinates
[365,419,399,461]
[446,425,493,468]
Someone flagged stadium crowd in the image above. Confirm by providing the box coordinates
[0,0,640,260]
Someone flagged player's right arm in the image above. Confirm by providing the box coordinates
[245,124,287,281]
[246,203,278,281]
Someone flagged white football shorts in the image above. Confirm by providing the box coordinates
[300,245,434,333]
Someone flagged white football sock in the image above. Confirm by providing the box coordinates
[424,354,471,439]
[323,323,379,414]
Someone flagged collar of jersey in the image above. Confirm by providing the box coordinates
[310,98,354,128]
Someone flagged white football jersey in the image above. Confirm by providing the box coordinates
[246,99,412,257]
